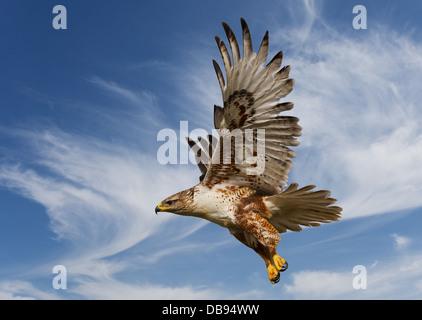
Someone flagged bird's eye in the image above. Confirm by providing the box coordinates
[166,200,174,205]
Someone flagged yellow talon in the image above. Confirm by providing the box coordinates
[273,255,286,271]
[267,265,279,283]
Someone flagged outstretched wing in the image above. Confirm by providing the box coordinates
[201,18,300,195]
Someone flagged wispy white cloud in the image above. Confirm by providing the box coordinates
[71,277,221,300]
[391,233,412,250]
[284,253,422,299]
[284,269,353,299]
[61,255,221,299]
[88,76,144,105]
[87,76,163,129]
[0,281,60,300]
[141,238,232,265]
[0,129,198,255]
[277,0,325,43]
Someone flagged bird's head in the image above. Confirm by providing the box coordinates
[155,187,195,216]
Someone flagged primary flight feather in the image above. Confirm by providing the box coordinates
[155,18,342,284]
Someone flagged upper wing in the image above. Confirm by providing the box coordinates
[201,18,300,195]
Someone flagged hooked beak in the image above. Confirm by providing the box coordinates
[155,202,171,214]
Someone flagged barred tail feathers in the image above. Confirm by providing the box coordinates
[264,183,342,234]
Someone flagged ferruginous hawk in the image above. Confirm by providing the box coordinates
[155,18,342,284]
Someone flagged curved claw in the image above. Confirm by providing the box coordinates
[280,261,288,272]
[270,272,280,284]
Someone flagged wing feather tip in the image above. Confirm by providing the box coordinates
[266,50,284,67]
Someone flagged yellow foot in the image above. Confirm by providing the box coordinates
[273,255,288,272]
[267,265,280,284]
[267,255,288,284]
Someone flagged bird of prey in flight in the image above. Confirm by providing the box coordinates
[155,18,342,284]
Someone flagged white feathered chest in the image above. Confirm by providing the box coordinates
[192,183,255,228]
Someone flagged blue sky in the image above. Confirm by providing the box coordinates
[1,0,422,299]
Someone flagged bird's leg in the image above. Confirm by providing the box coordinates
[234,210,288,283]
